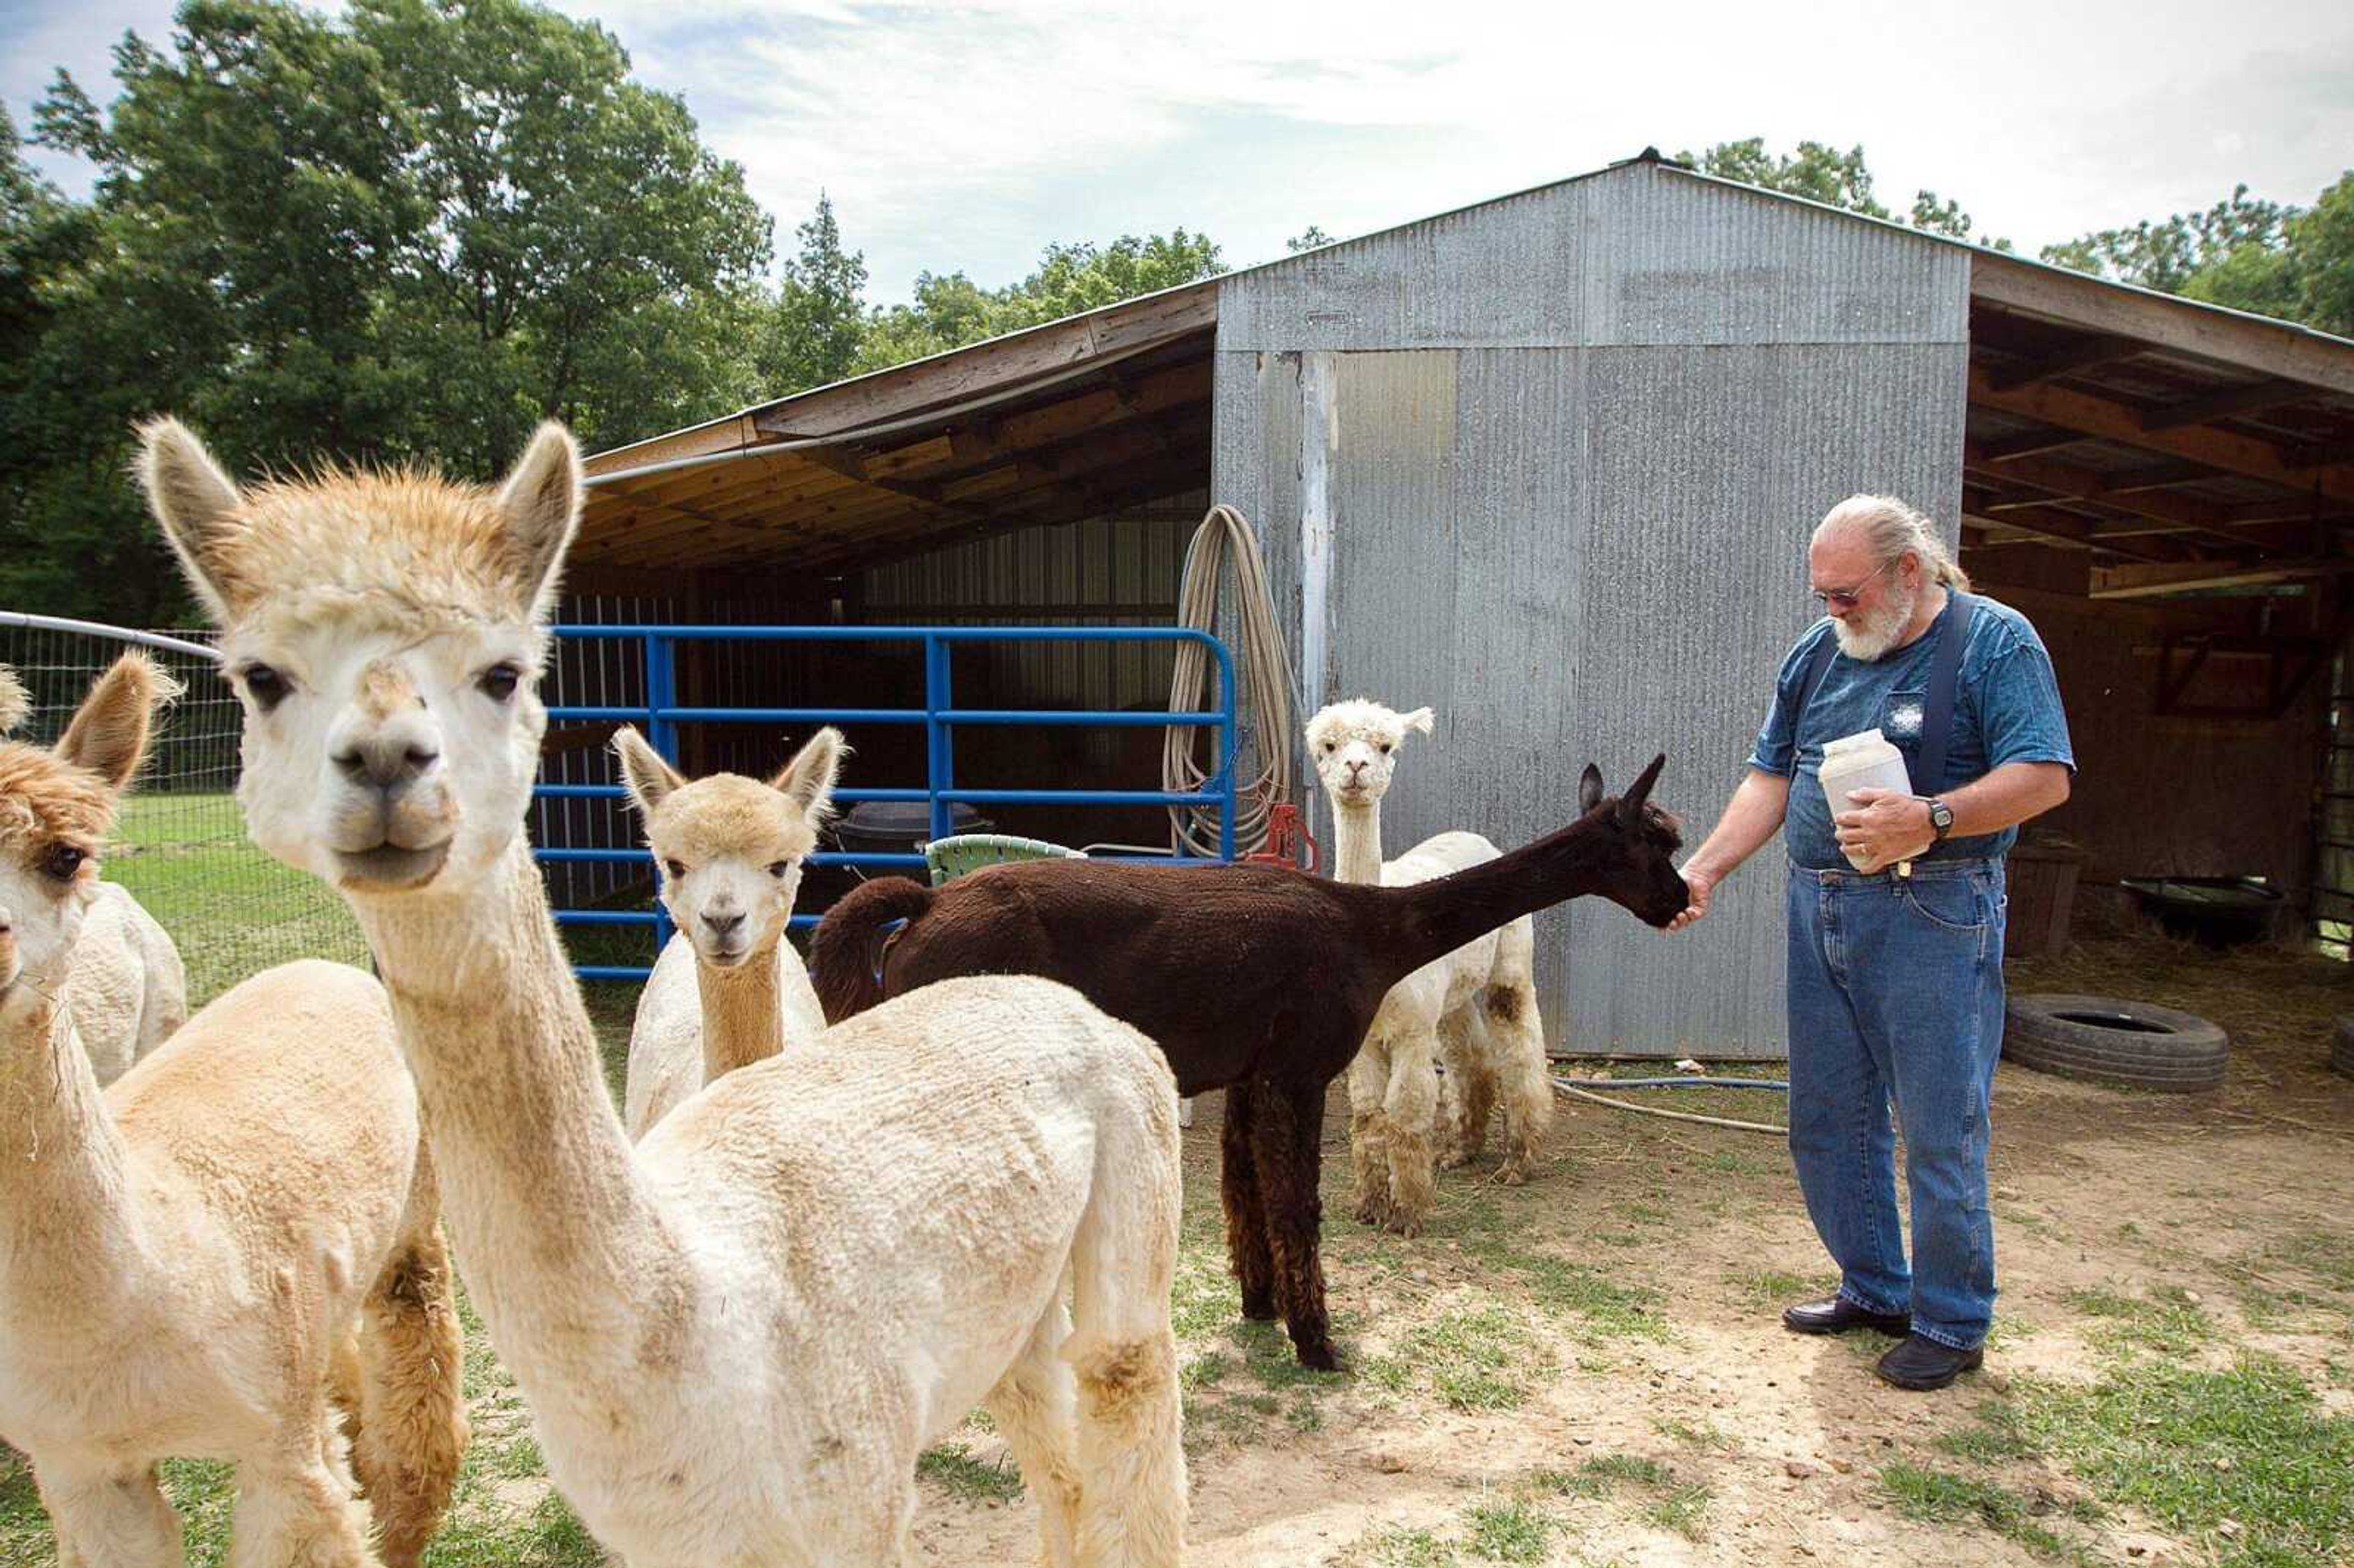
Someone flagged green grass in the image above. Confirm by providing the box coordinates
[2015,1355,2353,1567]
[1384,1304,1545,1412]
[1880,1463,2086,1561]
[915,1443,1026,1505]
[1461,1498,1555,1561]
[2063,1284,2215,1357]
[105,791,373,1005]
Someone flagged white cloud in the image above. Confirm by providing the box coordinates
[8,0,2350,302]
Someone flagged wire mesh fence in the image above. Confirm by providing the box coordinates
[0,616,371,1007]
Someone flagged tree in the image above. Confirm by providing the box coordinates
[1677,139,2011,249]
[2042,173,2352,337]
[764,193,869,392]
[1287,226,1334,253]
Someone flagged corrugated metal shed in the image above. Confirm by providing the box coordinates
[1215,159,1970,1057]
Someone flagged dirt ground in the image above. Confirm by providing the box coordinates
[903,931,2354,1567]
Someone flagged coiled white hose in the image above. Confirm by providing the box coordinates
[1164,505,1298,858]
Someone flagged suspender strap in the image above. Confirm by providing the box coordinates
[1917,590,1973,794]
[1789,588,1973,791]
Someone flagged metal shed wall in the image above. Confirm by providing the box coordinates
[1213,161,1971,1057]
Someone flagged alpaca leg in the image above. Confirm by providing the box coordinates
[1381,1027,1441,1237]
[37,1458,185,1567]
[982,1298,1084,1568]
[1344,1036,1393,1230]
[1219,1081,1276,1321]
[1251,1083,1337,1371]
[349,1224,469,1567]
[224,1448,378,1568]
[1488,981,1554,1187]
[1062,1068,1187,1567]
[1438,1010,1493,1171]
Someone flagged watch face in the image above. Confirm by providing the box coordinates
[1930,801,1954,831]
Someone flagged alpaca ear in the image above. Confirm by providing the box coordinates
[139,417,247,623]
[494,422,582,622]
[612,726,685,820]
[1401,707,1434,737]
[0,665,28,737]
[57,653,179,795]
[771,726,847,827]
[1578,763,1605,815]
[1618,753,1666,821]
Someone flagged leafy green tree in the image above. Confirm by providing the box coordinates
[1677,138,2010,249]
[2043,173,2352,336]
[1286,225,1334,253]
[763,193,869,392]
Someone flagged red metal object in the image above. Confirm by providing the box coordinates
[1244,800,1319,873]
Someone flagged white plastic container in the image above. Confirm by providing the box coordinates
[1818,728,1914,871]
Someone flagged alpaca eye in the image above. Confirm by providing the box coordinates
[663,859,685,880]
[240,663,289,712]
[40,843,86,883]
[478,663,522,702]
[1378,742,1393,755]
[767,861,791,878]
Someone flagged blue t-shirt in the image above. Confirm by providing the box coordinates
[1748,593,2075,870]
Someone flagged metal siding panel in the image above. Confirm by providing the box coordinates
[1217,162,1967,352]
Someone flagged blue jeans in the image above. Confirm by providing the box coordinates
[1785,856,2007,1350]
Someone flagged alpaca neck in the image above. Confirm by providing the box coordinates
[1373,812,1623,978]
[695,940,785,1083]
[1329,798,1387,886]
[0,988,140,1314]
[350,840,687,1389]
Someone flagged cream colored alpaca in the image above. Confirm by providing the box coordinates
[617,726,842,1140]
[1307,699,1553,1237]
[0,663,187,1082]
[143,417,1188,1568]
[0,655,465,1567]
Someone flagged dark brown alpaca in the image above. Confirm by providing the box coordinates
[812,756,1687,1370]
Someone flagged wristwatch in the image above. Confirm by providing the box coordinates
[1925,797,1955,843]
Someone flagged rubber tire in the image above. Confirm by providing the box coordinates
[2003,994,2228,1093]
[2333,1014,2354,1081]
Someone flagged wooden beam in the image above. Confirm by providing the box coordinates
[1986,334,2144,392]
[2140,378,2318,432]
[1979,427,2093,462]
[1972,252,2354,398]
[2090,557,2354,600]
[1961,444,2288,550]
[2098,460,2215,495]
[1968,362,2354,503]
[1962,504,2180,563]
[750,284,1218,441]
[584,414,769,479]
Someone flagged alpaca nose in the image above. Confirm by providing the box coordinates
[702,911,745,939]
[333,735,441,792]
[1346,758,1367,777]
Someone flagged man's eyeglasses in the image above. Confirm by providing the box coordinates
[1813,559,1893,612]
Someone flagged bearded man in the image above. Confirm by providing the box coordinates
[1669,495,2074,1391]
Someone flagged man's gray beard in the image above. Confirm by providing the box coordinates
[1832,577,1922,661]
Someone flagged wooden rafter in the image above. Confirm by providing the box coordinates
[1960,444,2292,550]
[1986,333,2144,392]
[2090,557,2354,599]
[1972,253,2354,397]
[2141,378,2318,432]
[1968,363,2354,503]
[1960,500,2183,563]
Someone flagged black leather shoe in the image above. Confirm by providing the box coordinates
[1781,1295,1911,1337]
[1874,1333,1984,1391]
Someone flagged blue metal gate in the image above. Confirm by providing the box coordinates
[534,625,1240,981]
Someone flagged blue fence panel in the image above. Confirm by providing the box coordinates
[536,625,1240,983]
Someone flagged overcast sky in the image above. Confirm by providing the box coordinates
[6,0,2350,305]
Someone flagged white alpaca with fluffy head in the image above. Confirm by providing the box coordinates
[0,654,465,1567]
[0,664,186,1083]
[617,725,842,1139]
[143,416,1188,1568]
[1307,698,1555,1236]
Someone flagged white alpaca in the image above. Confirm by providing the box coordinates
[0,654,465,1567]
[143,417,1189,1568]
[616,726,843,1140]
[0,663,187,1081]
[1306,699,1553,1237]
